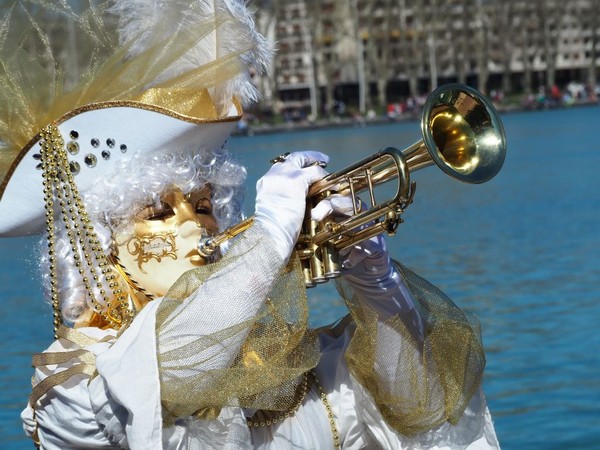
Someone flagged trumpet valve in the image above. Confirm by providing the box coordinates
[300,258,317,288]
[309,249,328,284]
[383,211,403,236]
[322,243,341,279]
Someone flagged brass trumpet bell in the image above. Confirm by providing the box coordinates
[410,83,506,184]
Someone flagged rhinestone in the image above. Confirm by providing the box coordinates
[91,138,100,148]
[101,150,111,160]
[69,161,80,174]
[69,130,79,139]
[120,144,127,153]
[84,154,97,167]
[33,153,42,160]
[67,141,79,154]
[106,138,115,148]
[35,163,43,170]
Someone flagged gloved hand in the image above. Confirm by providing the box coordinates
[311,194,418,324]
[255,151,329,261]
[311,195,392,282]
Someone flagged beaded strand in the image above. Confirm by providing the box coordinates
[245,369,341,450]
[40,125,133,335]
[246,371,310,428]
[311,370,341,450]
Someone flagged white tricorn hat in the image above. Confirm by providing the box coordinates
[0,98,241,236]
[0,0,270,237]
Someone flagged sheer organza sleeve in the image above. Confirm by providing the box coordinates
[338,260,487,437]
[154,224,321,423]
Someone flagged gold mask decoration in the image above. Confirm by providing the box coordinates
[126,231,178,272]
[114,186,218,298]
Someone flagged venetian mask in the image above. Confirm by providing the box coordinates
[113,185,219,297]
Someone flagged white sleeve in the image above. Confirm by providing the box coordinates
[91,299,164,449]
[22,378,115,450]
[355,381,501,449]
[22,328,120,449]
[88,224,286,448]
[156,224,286,380]
[317,325,500,450]
[342,253,426,401]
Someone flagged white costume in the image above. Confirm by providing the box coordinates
[21,221,500,449]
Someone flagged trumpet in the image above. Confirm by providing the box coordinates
[198,84,507,287]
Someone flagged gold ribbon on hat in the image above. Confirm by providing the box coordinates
[0,5,246,202]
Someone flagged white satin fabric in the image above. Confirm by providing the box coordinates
[22,300,499,450]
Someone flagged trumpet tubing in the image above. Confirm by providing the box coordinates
[197,84,507,288]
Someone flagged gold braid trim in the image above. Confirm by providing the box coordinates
[29,326,105,405]
[109,253,155,302]
[30,363,96,405]
[56,325,101,347]
[32,349,95,367]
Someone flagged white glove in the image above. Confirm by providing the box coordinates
[255,151,329,261]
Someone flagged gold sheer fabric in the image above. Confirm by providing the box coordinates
[155,239,321,425]
[340,260,485,436]
[156,241,485,436]
[0,0,250,189]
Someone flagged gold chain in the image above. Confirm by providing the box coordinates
[246,371,310,428]
[245,370,341,449]
[40,125,133,336]
[40,127,62,338]
[311,370,341,450]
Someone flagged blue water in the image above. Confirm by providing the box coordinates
[1,106,599,449]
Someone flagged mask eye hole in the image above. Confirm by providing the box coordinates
[138,202,175,221]
[195,198,213,215]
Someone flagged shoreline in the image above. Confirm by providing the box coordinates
[232,99,599,137]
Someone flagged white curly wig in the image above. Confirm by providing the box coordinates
[40,145,247,324]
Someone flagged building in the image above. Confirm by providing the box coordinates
[255,0,600,117]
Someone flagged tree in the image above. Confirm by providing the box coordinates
[538,0,568,89]
[251,0,280,112]
[403,0,427,98]
[581,0,600,88]
[363,0,395,109]
[495,0,516,94]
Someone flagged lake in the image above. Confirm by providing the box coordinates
[1,105,599,449]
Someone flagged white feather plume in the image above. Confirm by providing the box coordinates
[109,0,272,111]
